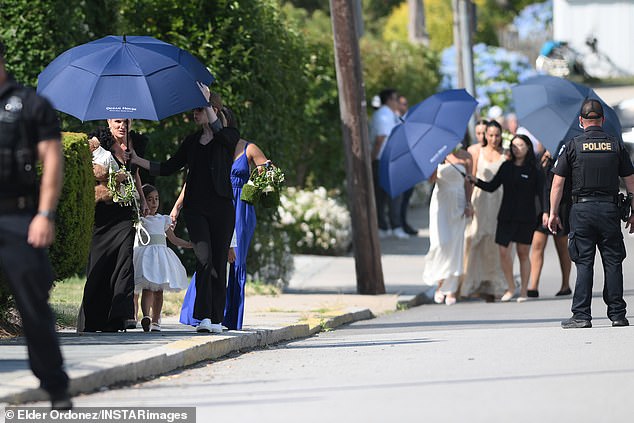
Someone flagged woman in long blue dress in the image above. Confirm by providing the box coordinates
[177,103,269,329]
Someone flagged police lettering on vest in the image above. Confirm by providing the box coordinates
[572,134,620,196]
[582,142,612,151]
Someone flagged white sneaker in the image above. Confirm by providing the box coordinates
[197,318,212,333]
[378,229,392,239]
[210,323,223,334]
[392,227,410,239]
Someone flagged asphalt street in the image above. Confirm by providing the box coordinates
[51,229,634,423]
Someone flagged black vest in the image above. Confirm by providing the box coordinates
[0,85,37,195]
[570,129,620,196]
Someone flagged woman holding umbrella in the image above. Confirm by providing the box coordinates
[175,102,271,330]
[77,119,149,332]
[130,84,239,333]
[423,146,473,305]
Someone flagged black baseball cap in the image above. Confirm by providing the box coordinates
[580,99,604,119]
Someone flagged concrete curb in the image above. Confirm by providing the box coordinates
[0,309,374,405]
[308,308,375,336]
[397,291,433,309]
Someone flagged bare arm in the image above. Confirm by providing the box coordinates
[170,182,186,223]
[29,139,63,248]
[547,174,565,233]
[247,143,269,167]
[134,169,149,216]
[463,156,474,216]
[166,227,193,248]
[467,144,480,176]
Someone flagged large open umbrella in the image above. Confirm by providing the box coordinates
[379,89,477,197]
[37,35,214,121]
[511,75,622,153]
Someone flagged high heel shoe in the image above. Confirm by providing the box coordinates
[434,290,445,304]
[500,290,514,302]
[556,288,572,296]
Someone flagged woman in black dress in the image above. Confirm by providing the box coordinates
[130,84,239,333]
[77,119,148,332]
[467,134,544,302]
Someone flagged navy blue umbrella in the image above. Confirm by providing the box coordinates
[37,35,214,121]
[511,75,622,153]
[379,89,477,197]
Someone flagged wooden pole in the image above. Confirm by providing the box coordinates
[329,0,385,294]
[408,0,430,46]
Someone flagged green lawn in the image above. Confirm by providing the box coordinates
[50,276,279,329]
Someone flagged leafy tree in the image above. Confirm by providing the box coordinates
[0,0,116,86]
[362,36,441,106]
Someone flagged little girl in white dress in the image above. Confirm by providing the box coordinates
[134,184,192,332]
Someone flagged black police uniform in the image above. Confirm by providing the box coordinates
[0,75,69,397]
[552,126,634,322]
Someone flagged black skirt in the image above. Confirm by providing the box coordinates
[77,202,135,332]
[495,220,536,247]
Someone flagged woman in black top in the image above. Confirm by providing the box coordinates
[467,134,544,302]
[130,84,239,333]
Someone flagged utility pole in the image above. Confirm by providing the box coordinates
[453,0,476,143]
[408,0,430,46]
[459,0,476,142]
[329,0,385,295]
[452,0,464,89]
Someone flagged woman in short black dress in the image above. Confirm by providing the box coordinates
[468,134,544,302]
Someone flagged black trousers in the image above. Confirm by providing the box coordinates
[184,199,235,324]
[371,160,403,230]
[568,202,627,321]
[0,214,69,395]
[400,187,414,227]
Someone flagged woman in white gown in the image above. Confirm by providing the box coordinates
[423,147,473,305]
[462,120,508,301]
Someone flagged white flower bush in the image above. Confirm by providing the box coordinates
[248,224,294,288]
[276,187,352,255]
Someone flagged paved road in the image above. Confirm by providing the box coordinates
[51,229,634,422]
[58,292,634,423]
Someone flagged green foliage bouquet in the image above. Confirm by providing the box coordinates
[107,166,137,207]
[240,163,285,208]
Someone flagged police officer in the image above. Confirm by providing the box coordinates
[548,99,634,329]
[0,41,71,408]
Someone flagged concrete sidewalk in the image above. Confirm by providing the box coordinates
[0,207,433,406]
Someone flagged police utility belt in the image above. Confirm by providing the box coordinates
[572,195,618,204]
[572,194,634,222]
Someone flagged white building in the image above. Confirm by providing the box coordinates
[553,0,634,77]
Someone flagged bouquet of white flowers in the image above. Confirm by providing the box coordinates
[240,162,285,208]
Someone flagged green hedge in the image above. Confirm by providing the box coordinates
[0,132,93,319]
[49,132,94,280]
